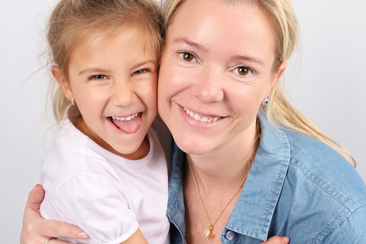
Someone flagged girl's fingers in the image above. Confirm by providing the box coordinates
[261,236,290,244]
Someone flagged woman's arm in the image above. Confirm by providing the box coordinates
[20,184,89,244]
[21,185,288,244]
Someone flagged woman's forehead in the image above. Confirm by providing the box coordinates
[165,0,275,65]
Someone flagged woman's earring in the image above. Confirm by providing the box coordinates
[71,97,75,105]
[262,97,270,106]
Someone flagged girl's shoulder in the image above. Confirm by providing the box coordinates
[41,119,120,193]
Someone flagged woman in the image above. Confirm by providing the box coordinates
[21,0,366,243]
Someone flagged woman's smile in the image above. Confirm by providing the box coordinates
[183,107,221,123]
[158,0,277,156]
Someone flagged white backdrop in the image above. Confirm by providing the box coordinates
[1,0,365,243]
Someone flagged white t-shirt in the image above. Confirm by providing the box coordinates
[40,119,170,244]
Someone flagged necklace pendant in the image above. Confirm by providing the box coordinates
[203,225,215,240]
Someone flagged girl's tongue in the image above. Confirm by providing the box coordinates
[111,115,142,134]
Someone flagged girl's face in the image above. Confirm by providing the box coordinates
[158,0,286,156]
[55,27,158,159]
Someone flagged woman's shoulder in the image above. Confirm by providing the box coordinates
[281,128,366,211]
[266,128,366,242]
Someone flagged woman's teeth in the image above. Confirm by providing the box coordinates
[112,113,139,121]
[184,107,220,123]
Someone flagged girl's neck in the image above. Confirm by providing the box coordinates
[72,116,150,160]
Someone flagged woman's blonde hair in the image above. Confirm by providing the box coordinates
[162,0,355,165]
[48,0,163,124]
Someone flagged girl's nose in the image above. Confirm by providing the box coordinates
[111,80,135,107]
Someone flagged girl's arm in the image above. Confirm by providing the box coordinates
[121,229,147,244]
[21,185,148,244]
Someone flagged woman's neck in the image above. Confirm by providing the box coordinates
[185,125,259,194]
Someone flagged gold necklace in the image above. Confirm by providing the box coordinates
[187,157,248,240]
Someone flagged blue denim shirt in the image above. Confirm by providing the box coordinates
[167,112,366,244]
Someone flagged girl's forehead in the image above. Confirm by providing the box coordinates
[74,25,157,56]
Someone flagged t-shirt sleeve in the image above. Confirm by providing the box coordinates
[54,171,139,244]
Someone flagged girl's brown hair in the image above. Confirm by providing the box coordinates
[48,0,163,123]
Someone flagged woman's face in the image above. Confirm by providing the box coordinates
[158,0,286,156]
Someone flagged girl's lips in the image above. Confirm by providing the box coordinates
[112,112,140,121]
[109,113,142,134]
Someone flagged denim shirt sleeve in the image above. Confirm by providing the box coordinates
[323,204,366,243]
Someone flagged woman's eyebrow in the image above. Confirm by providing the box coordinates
[230,55,264,65]
[173,37,208,53]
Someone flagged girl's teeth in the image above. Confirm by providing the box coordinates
[112,113,139,121]
[184,107,220,123]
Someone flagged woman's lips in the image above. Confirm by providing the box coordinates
[183,107,222,123]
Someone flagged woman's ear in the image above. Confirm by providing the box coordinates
[51,66,74,102]
[263,61,288,99]
[276,61,287,81]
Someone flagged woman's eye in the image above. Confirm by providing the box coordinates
[235,66,253,76]
[90,74,108,80]
[179,52,196,62]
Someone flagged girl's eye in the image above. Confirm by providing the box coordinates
[179,52,196,62]
[235,66,253,76]
[90,74,108,80]
[133,69,148,75]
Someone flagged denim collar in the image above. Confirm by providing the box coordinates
[225,111,291,240]
[167,140,186,239]
[167,111,291,241]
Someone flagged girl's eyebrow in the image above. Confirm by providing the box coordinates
[130,60,156,70]
[78,60,156,76]
[173,37,208,53]
[78,68,111,75]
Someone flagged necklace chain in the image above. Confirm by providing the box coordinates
[187,157,248,240]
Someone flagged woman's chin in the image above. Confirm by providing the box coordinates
[173,135,217,156]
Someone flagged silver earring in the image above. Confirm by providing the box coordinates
[262,97,270,106]
[71,97,75,105]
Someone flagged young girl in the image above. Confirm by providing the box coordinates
[39,0,170,243]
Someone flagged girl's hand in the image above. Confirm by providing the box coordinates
[261,236,290,244]
[20,184,89,244]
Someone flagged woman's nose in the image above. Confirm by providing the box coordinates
[192,68,224,103]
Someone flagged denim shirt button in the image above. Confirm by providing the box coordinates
[225,230,235,240]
